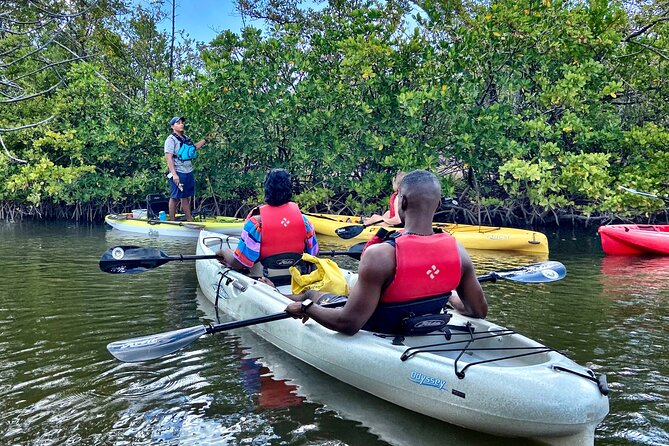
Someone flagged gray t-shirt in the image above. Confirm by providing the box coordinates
[164,134,194,174]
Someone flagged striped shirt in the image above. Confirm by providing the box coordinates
[233,214,319,267]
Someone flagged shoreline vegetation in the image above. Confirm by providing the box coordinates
[0,196,661,229]
[2,1,668,228]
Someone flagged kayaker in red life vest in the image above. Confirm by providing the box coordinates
[216,168,319,272]
[285,170,488,335]
[363,171,406,227]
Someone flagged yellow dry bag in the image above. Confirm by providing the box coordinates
[289,253,349,295]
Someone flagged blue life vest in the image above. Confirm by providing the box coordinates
[173,133,197,161]
[177,142,197,161]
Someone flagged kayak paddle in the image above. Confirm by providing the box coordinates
[99,246,221,274]
[99,242,367,274]
[619,185,669,205]
[335,219,386,239]
[476,260,567,283]
[106,260,567,362]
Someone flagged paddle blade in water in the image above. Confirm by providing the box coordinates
[319,241,366,260]
[346,241,365,259]
[107,325,208,362]
[99,246,170,274]
[495,261,566,283]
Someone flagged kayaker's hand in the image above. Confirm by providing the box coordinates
[216,249,232,266]
[257,277,275,287]
[286,302,309,323]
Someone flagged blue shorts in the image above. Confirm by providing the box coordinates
[169,171,195,199]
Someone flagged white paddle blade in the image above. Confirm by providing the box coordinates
[107,325,208,362]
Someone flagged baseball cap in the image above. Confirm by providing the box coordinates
[169,116,184,126]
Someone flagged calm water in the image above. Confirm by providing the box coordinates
[0,221,667,445]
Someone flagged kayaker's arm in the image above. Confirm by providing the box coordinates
[194,135,208,150]
[215,247,248,271]
[286,243,395,335]
[449,243,488,318]
[165,152,178,184]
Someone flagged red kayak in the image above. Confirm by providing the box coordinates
[598,224,669,255]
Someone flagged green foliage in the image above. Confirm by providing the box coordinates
[3,0,669,224]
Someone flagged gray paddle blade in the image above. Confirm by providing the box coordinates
[107,325,208,362]
[495,261,566,283]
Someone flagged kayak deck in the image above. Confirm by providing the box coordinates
[105,213,244,238]
[306,213,549,254]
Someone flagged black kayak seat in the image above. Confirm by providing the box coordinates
[146,194,169,219]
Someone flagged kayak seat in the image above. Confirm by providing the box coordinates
[402,313,452,336]
[363,294,451,335]
[146,194,169,219]
[260,253,311,287]
[146,193,206,220]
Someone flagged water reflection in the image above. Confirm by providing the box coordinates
[600,255,669,297]
[596,255,669,445]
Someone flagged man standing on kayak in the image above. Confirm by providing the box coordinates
[285,170,488,335]
[164,116,209,221]
[216,168,319,275]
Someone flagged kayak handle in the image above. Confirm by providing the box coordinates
[552,366,609,396]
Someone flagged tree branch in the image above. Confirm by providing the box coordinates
[0,82,62,103]
[628,39,669,62]
[0,134,28,163]
[625,15,669,41]
[13,54,92,82]
[0,115,55,132]
[54,41,134,102]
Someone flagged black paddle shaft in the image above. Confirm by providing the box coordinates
[99,243,366,274]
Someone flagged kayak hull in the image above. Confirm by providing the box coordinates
[104,213,244,238]
[195,231,607,442]
[598,224,669,255]
[306,213,549,254]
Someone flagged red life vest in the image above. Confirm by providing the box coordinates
[381,233,461,303]
[388,191,398,218]
[258,202,307,259]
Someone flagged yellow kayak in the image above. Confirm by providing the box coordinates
[305,213,549,254]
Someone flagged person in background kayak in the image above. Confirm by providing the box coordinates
[164,116,210,221]
[216,168,319,273]
[285,169,488,335]
[363,171,406,227]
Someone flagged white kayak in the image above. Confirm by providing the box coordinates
[195,230,609,444]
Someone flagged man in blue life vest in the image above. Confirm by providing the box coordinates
[164,116,210,221]
[216,169,319,281]
[285,170,488,335]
